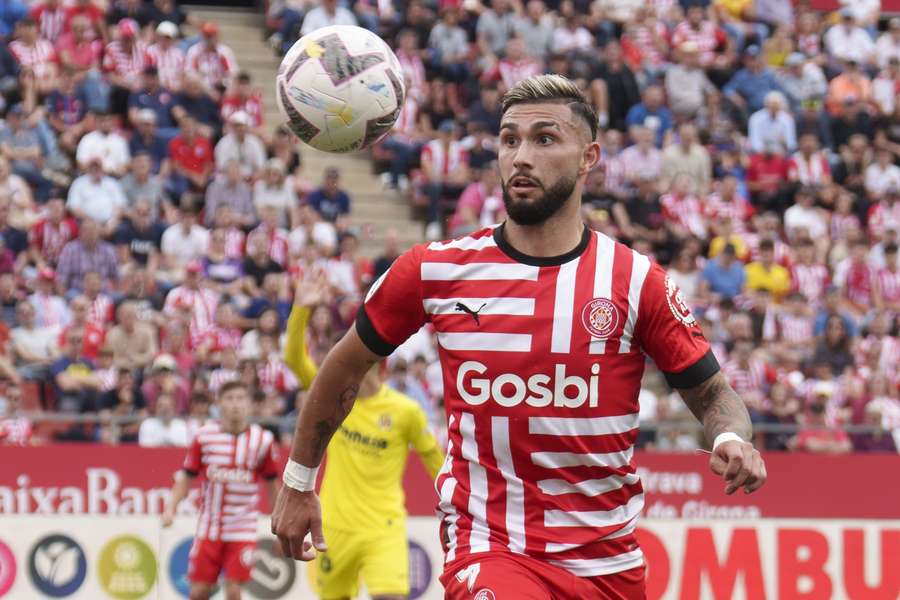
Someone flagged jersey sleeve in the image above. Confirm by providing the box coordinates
[405,402,444,479]
[355,245,428,356]
[634,263,720,389]
[257,431,281,480]
[182,434,202,476]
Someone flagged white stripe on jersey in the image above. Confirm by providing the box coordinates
[544,493,644,528]
[551,258,580,353]
[491,416,526,554]
[589,234,616,354]
[437,419,460,562]
[531,447,633,469]
[198,433,232,444]
[602,518,638,540]
[537,473,640,497]
[210,483,224,540]
[423,297,535,316]
[202,455,232,465]
[548,549,645,577]
[460,413,491,554]
[528,414,639,436]
[421,262,539,281]
[428,234,498,252]
[619,252,651,353]
[437,332,532,352]
[204,444,234,454]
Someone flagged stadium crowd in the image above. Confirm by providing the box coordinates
[0,0,898,455]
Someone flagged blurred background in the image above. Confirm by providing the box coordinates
[0,0,898,597]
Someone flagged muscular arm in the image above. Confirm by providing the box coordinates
[676,371,752,443]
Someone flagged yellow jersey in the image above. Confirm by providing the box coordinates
[284,304,444,532]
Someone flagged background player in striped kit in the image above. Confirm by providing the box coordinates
[273,74,767,599]
[163,380,280,600]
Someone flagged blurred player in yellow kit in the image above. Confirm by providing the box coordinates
[283,277,444,600]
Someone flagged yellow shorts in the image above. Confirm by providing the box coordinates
[315,524,409,599]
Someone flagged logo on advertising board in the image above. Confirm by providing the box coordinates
[168,538,192,598]
[97,535,157,599]
[246,539,295,599]
[408,540,431,599]
[28,534,87,597]
[0,539,16,597]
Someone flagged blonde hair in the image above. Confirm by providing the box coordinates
[501,74,598,141]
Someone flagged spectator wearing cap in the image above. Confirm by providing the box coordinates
[75,111,129,176]
[0,104,54,201]
[748,91,797,155]
[664,42,717,120]
[725,45,788,118]
[214,110,266,180]
[67,158,127,231]
[28,266,70,329]
[300,0,357,36]
[185,22,238,98]
[204,159,255,229]
[626,85,673,149]
[129,109,170,176]
[875,18,900,70]
[113,198,165,272]
[119,152,167,221]
[56,219,119,293]
[307,166,352,224]
[28,197,78,269]
[128,65,177,140]
[661,122,711,197]
[427,5,469,82]
[777,52,827,113]
[172,72,221,139]
[160,202,209,278]
[102,19,149,115]
[146,21,184,93]
[167,114,213,198]
[824,9,875,69]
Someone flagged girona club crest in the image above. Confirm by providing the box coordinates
[581,297,619,339]
[665,275,697,327]
[474,590,496,600]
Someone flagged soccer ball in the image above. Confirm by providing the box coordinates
[275,25,406,153]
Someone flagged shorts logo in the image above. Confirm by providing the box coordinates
[0,538,17,596]
[474,589,496,600]
[28,534,87,597]
[581,297,619,339]
[240,547,256,568]
[665,275,696,327]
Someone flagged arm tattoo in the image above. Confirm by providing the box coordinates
[677,372,752,443]
[309,384,360,459]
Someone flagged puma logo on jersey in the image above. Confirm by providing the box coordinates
[455,302,487,325]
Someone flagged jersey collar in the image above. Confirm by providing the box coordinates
[493,222,591,267]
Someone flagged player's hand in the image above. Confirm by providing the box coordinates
[271,487,327,561]
[161,508,175,528]
[294,273,328,308]
[709,439,767,495]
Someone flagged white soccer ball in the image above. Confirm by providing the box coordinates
[275,25,406,153]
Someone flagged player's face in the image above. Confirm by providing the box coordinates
[219,388,251,425]
[498,103,598,226]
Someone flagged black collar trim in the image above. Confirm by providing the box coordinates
[493,222,592,267]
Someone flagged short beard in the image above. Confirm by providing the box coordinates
[501,175,577,226]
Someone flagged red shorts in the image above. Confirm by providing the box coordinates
[441,553,646,600]
[188,539,256,584]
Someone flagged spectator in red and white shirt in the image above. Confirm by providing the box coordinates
[28,197,78,269]
[481,37,543,93]
[28,267,70,331]
[706,175,754,235]
[221,72,264,133]
[103,19,148,93]
[671,5,728,68]
[722,338,774,413]
[146,21,185,93]
[868,187,900,240]
[874,243,900,314]
[787,133,832,187]
[9,17,57,94]
[164,261,221,347]
[791,238,830,307]
[420,120,470,240]
[835,238,876,316]
[63,0,105,40]
[29,0,65,43]
[0,385,32,446]
[395,28,427,102]
[249,206,290,267]
[185,22,238,98]
[661,173,708,241]
[58,294,106,360]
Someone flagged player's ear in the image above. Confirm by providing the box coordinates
[579,140,601,176]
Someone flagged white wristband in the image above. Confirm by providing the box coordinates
[282,459,319,492]
[712,432,745,451]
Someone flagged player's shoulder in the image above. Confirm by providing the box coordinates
[421,226,499,256]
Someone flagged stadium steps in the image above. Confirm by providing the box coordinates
[185,6,426,256]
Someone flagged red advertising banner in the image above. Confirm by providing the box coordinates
[1,446,898,518]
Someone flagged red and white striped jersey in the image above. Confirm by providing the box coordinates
[660,192,707,239]
[0,417,32,446]
[421,140,469,178]
[787,152,831,187]
[877,267,900,305]
[722,358,773,407]
[145,43,185,91]
[704,192,754,233]
[764,310,814,344]
[103,40,148,83]
[791,262,830,305]
[8,40,56,78]
[163,286,221,347]
[87,293,114,326]
[830,212,860,240]
[183,422,280,542]
[30,4,66,42]
[249,224,289,266]
[867,201,900,239]
[257,355,299,395]
[29,217,79,265]
[209,368,240,394]
[356,225,717,577]
[222,227,246,259]
[484,57,544,90]
[221,93,264,128]
[185,43,238,90]
[671,21,723,65]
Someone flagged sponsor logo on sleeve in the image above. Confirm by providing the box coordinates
[665,275,697,327]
